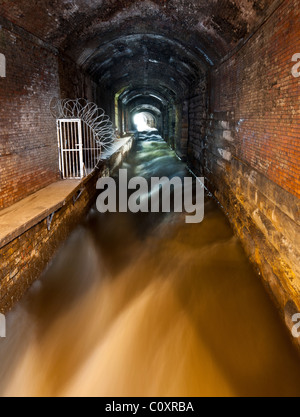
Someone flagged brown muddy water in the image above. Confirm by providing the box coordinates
[0,136,300,397]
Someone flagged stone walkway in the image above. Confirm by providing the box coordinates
[0,180,81,249]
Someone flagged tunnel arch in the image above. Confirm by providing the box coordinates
[114,85,173,138]
[131,106,162,132]
[2,0,300,371]
[0,0,275,148]
[133,111,157,132]
[0,0,274,137]
[0,0,275,67]
[0,0,284,186]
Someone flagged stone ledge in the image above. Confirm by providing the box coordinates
[0,136,133,250]
[0,135,133,313]
[0,180,81,250]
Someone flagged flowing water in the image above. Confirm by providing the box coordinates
[1,135,300,397]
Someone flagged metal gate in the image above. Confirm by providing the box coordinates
[57,118,102,179]
[57,119,83,179]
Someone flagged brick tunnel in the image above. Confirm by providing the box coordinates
[0,0,300,397]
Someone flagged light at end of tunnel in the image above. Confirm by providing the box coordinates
[133,112,157,132]
[134,113,149,132]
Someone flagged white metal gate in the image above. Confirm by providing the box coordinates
[57,118,102,179]
[57,119,83,179]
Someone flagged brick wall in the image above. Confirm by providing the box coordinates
[58,56,97,102]
[0,24,60,210]
[211,0,300,198]
[199,0,300,347]
[187,76,208,175]
[0,18,96,210]
[0,137,132,313]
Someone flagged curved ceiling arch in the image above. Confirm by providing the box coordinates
[78,33,209,72]
[1,0,279,68]
[119,87,173,106]
[111,71,183,102]
[130,105,162,116]
[83,33,206,102]
[123,96,166,111]
[62,9,220,66]
[0,1,282,105]
[127,97,165,115]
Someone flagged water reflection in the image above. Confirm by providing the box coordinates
[0,136,300,397]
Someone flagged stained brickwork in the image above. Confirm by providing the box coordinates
[0,0,299,346]
[187,76,208,175]
[197,1,300,348]
[0,138,132,313]
[0,19,96,210]
[0,25,60,209]
[211,0,300,198]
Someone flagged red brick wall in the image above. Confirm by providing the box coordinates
[58,56,97,102]
[203,1,300,341]
[211,0,300,198]
[0,137,133,313]
[0,21,96,210]
[0,25,60,209]
[187,76,208,175]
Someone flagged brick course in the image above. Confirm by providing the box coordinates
[211,0,300,198]
[0,18,96,210]
[0,138,132,313]
[188,1,300,350]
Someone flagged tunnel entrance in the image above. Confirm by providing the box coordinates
[133,111,157,132]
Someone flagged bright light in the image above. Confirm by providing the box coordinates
[134,113,150,132]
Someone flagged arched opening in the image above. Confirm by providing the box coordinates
[133,111,157,132]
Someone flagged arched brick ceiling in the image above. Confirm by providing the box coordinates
[130,105,162,116]
[0,0,282,102]
[120,88,169,107]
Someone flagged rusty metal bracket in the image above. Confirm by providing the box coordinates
[47,212,55,231]
[73,188,84,205]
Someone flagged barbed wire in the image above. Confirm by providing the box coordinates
[50,98,116,152]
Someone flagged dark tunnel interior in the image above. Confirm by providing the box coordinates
[0,0,281,156]
[0,0,300,397]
